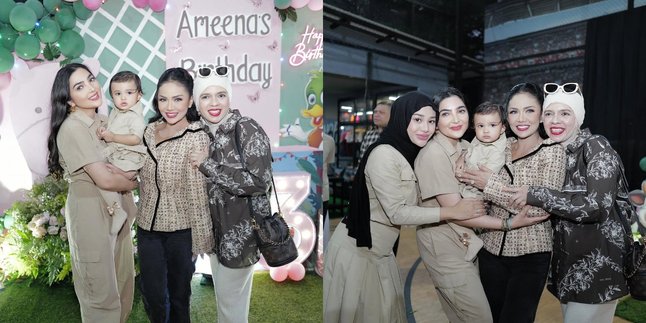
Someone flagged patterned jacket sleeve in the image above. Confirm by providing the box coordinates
[484,144,566,216]
[200,118,272,197]
[527,136,620,223]
[187,132,215,254]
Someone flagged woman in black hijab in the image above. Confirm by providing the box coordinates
[323,92,485,323]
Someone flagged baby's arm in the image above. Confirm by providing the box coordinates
[98,128,141,145]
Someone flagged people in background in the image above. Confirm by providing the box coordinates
[47,63,137,322]
[357,100,392,161]
[324,91,485,323]
[504,82,630,323]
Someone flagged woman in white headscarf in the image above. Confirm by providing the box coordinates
[189,66,273,323]
[505,82,632,323]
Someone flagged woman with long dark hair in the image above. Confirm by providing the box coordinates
[47,63,137,322]
[136,67,215,323]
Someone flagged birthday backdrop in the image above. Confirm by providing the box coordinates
[0,0,323,281]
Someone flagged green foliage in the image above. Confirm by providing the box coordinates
[276,7,298,22]
[615,296,646,322]
[0,176,71,286]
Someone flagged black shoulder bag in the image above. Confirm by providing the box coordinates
[233,120,298,267]
[616,166,646,300]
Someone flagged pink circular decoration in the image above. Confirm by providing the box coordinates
[82,0,102,11]
[132,0,149,8]
[287,262,305,281]
[0,72,11,91]
[269,266,288,282]
[307,0,322,11]
[290,0,309,9]
[149,0,166,12]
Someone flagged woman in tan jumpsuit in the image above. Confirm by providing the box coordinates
[47,63,137,322]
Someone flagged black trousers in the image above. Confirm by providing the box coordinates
[478,249,551,323]
[137,227,195,323]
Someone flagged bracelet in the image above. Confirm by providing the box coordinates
[501,217,513,232]
[506,217,513,231]
[500,218,507,231]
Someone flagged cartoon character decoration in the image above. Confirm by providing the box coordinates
[280,69,323,148]
[629,167,646,234]
[0,58,106,213]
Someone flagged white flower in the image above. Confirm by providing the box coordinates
[32,226,46,239]
[35,214,49,226]
[47,225,59,235]
[27,220,37,230]
[49,216,58,226]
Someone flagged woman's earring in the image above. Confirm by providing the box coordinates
[68,104,77,113]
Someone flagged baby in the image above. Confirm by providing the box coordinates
[452,102,507,261]
[97,71,147,235]
[462,102,507,199]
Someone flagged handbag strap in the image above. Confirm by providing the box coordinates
[232,119,281,214]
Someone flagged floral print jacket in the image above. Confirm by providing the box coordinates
[527,128,631,304]
[198,110,273,268]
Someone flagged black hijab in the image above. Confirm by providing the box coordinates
[344,91,433,248]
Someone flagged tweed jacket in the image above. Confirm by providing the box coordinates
[480,137,566,256]
[199,110,273,268]
[137,120,215,255]
[527,129,630,303]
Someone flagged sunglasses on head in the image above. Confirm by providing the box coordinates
[543,83,580,95]
[198,66,229,78]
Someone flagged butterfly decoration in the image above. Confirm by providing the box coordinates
[170,40,183,54]
[247,90,260,103]
[267,40,278,51]
[219,40,230,51]
[250,0,262,7]
[183,1,191,9]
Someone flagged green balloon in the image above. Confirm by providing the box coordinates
[58,29,83,58]
[36,18,60,43]
[43,0,61,14]
[14,33,40,59]
[0,46,13,73]
[10,4,37,32]
[640,157,646,172]
[25,0,45,19]
[0,0,16,24]
[55,7,75,30]
[0,24,19,50]
[73,1,92,21]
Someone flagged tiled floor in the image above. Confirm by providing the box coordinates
[329,218,631,323]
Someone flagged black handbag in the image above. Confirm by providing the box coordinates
[615,168,646,300]
[625,238,646,301]
[233,120,298,267]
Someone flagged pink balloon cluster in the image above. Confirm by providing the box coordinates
[269,262,306,282]
[290,0,322,11]
[132,0,168,12]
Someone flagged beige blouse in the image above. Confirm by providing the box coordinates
[365,145,440,226]
[481,137,566,256]
[137,120,215,255]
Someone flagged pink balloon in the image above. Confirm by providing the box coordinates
[307,0,322,11]
[83,0,102,11]
[269,266,288,282]
[0,72,11,91]
[149,0,166,12]
[290,0,309,9]
[10,56,29,81]
[132,0,149,8]
[287,262,305,281]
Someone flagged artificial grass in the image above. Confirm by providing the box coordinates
[0,272,322,322]
[616,297,646,323]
